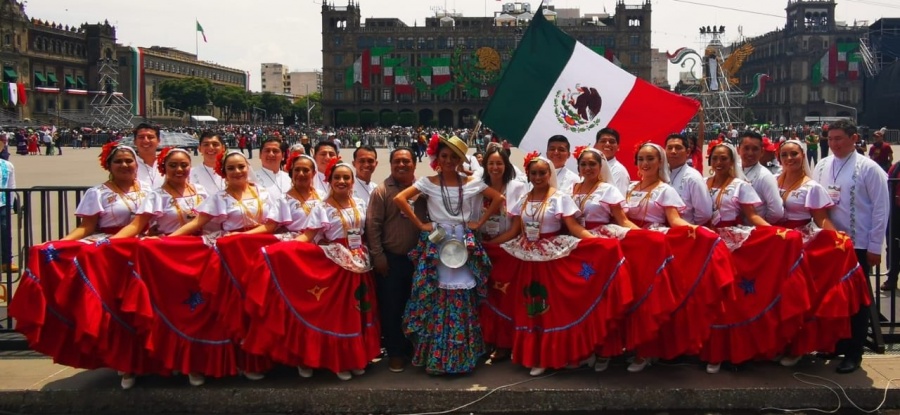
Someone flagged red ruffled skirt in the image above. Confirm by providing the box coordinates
[701,227,811,364]
[133,237,238,378]
[61,239,161,374]
[789,230,871,355]
[10,242,104,369]
[497,237,632,369]
[639,226,735,359]
[599,229,677,356]
[242,241,381,373]
[481,243,520,350]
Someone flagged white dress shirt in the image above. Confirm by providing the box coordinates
[669,164,713,225]
[742,163,785,224]
[606,157,631,195]
[189,164,225,194]
[555,167,580,195]
[313,171,329,195]
[255,167,291,197]
[137,158,163,190]
[813,151,890,254]
[353,176,377,205]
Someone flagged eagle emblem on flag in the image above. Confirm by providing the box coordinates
[554,84,603,133]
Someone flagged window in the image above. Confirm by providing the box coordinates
[334,55,344,65]
[629,34,640,46]
[362,89,372,101]
[335,71,344,83]
[333,36,343,46]
[35,99,43,112]
[382,88,392,101]
[630,53,640,65]
[335,89,344,100]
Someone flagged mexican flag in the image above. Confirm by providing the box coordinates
[395,67,413,94]
[196,20,207,43]
[431,57,451,85]
[590,46,621,67]
[811,44,837,85]
[482,7,699,179]
[369,47,392,74]
[382,57,405,86]
[345,49,371,89]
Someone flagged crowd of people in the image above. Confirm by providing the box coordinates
[6,119,884,391]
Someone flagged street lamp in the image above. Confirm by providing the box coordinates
[824,101,858,124]
[305,84,316,126]
[253,106,267,125]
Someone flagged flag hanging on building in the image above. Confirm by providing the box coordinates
[369,47,393,74]
[395,67,413,94]
[196,20,207,43]
[345,49,371,89]
[431,57,451,85]
[811,44,837,85]
[482,7,699,179]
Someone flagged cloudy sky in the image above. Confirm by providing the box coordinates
[25,0,897,90]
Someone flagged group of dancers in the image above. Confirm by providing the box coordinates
[10,119,883,390]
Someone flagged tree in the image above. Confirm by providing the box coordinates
[211,86,250,124]
[257,92,292,123]
[291,91,322,125]
[158,77,213,117]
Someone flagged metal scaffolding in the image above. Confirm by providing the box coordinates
[90,59,134,129]
[679,28,747,130]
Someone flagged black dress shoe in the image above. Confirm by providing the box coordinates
[881,281,898,291]
[836,356,862,374]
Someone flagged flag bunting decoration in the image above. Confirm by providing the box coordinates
[481,7,700,180]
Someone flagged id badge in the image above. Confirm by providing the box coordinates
[347,228,363,249]
[485,215,500,236]
[525,221,540,242]
[826,185,841,204]
[711,210,721,225]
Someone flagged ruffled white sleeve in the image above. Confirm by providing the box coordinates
[507,193,526,218]
[74,186,104,217]
[195,191,230,223]
[300,203,330,232]
[654,185,686,212]
[137,190,166,217]
[736,181,763,206]
[554,194,579,218]
[805,181,834,210]
[268,197,293,225]
[597,184,626,206]
[412,177,435,197]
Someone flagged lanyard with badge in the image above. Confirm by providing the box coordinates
[827,156,851,205]
[522,190,553,242]
[329,198,362,249]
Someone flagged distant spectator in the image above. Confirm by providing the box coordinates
[869,127,892,172]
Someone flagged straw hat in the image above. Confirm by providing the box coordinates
[440,135,468,159]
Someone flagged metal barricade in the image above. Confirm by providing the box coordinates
[877,177,900,344]
[0,186,89,332]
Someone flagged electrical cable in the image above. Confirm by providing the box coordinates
[760,372,900,414]
[396,369,567,415]
[670,0,784,19]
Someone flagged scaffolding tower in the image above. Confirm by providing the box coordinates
[90,59,134,129]
[679,27,747,130]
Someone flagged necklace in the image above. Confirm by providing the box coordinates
[226,185,264,228]
[831,154,853,181]
[777,175,807,204]
[522,189,554,223]
[327,197,361,236]
[163,183,200,225]
[574,180,601,211]
[107,180,142,213]
[202,164,223,191]
[439,173,464,218]
[626,180,660,223]
[140,159,158,188]
[288,186,320,215]
[706,176,734,211]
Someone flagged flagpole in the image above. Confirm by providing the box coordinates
[195,19,199,59]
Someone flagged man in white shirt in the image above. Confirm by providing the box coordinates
[352,145,378,204]
[593,128,630,194]
[189,131,225,193]
[0,135,16,271]
[255,137,290,197]
[666,133,712,225]
[132,123,163,189]
[738,131,784,224]
[812,119,889,374]
[313,141,338,194]
[546,135,579,193]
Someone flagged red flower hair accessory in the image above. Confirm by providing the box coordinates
[523,151,541,171]
[214,151,228,179]
[323,157,344,182]
[156,147,172,175]
[427,133,441,171]
[573,145,588,160]
[98,141,119,170]
[284,150,304,173]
